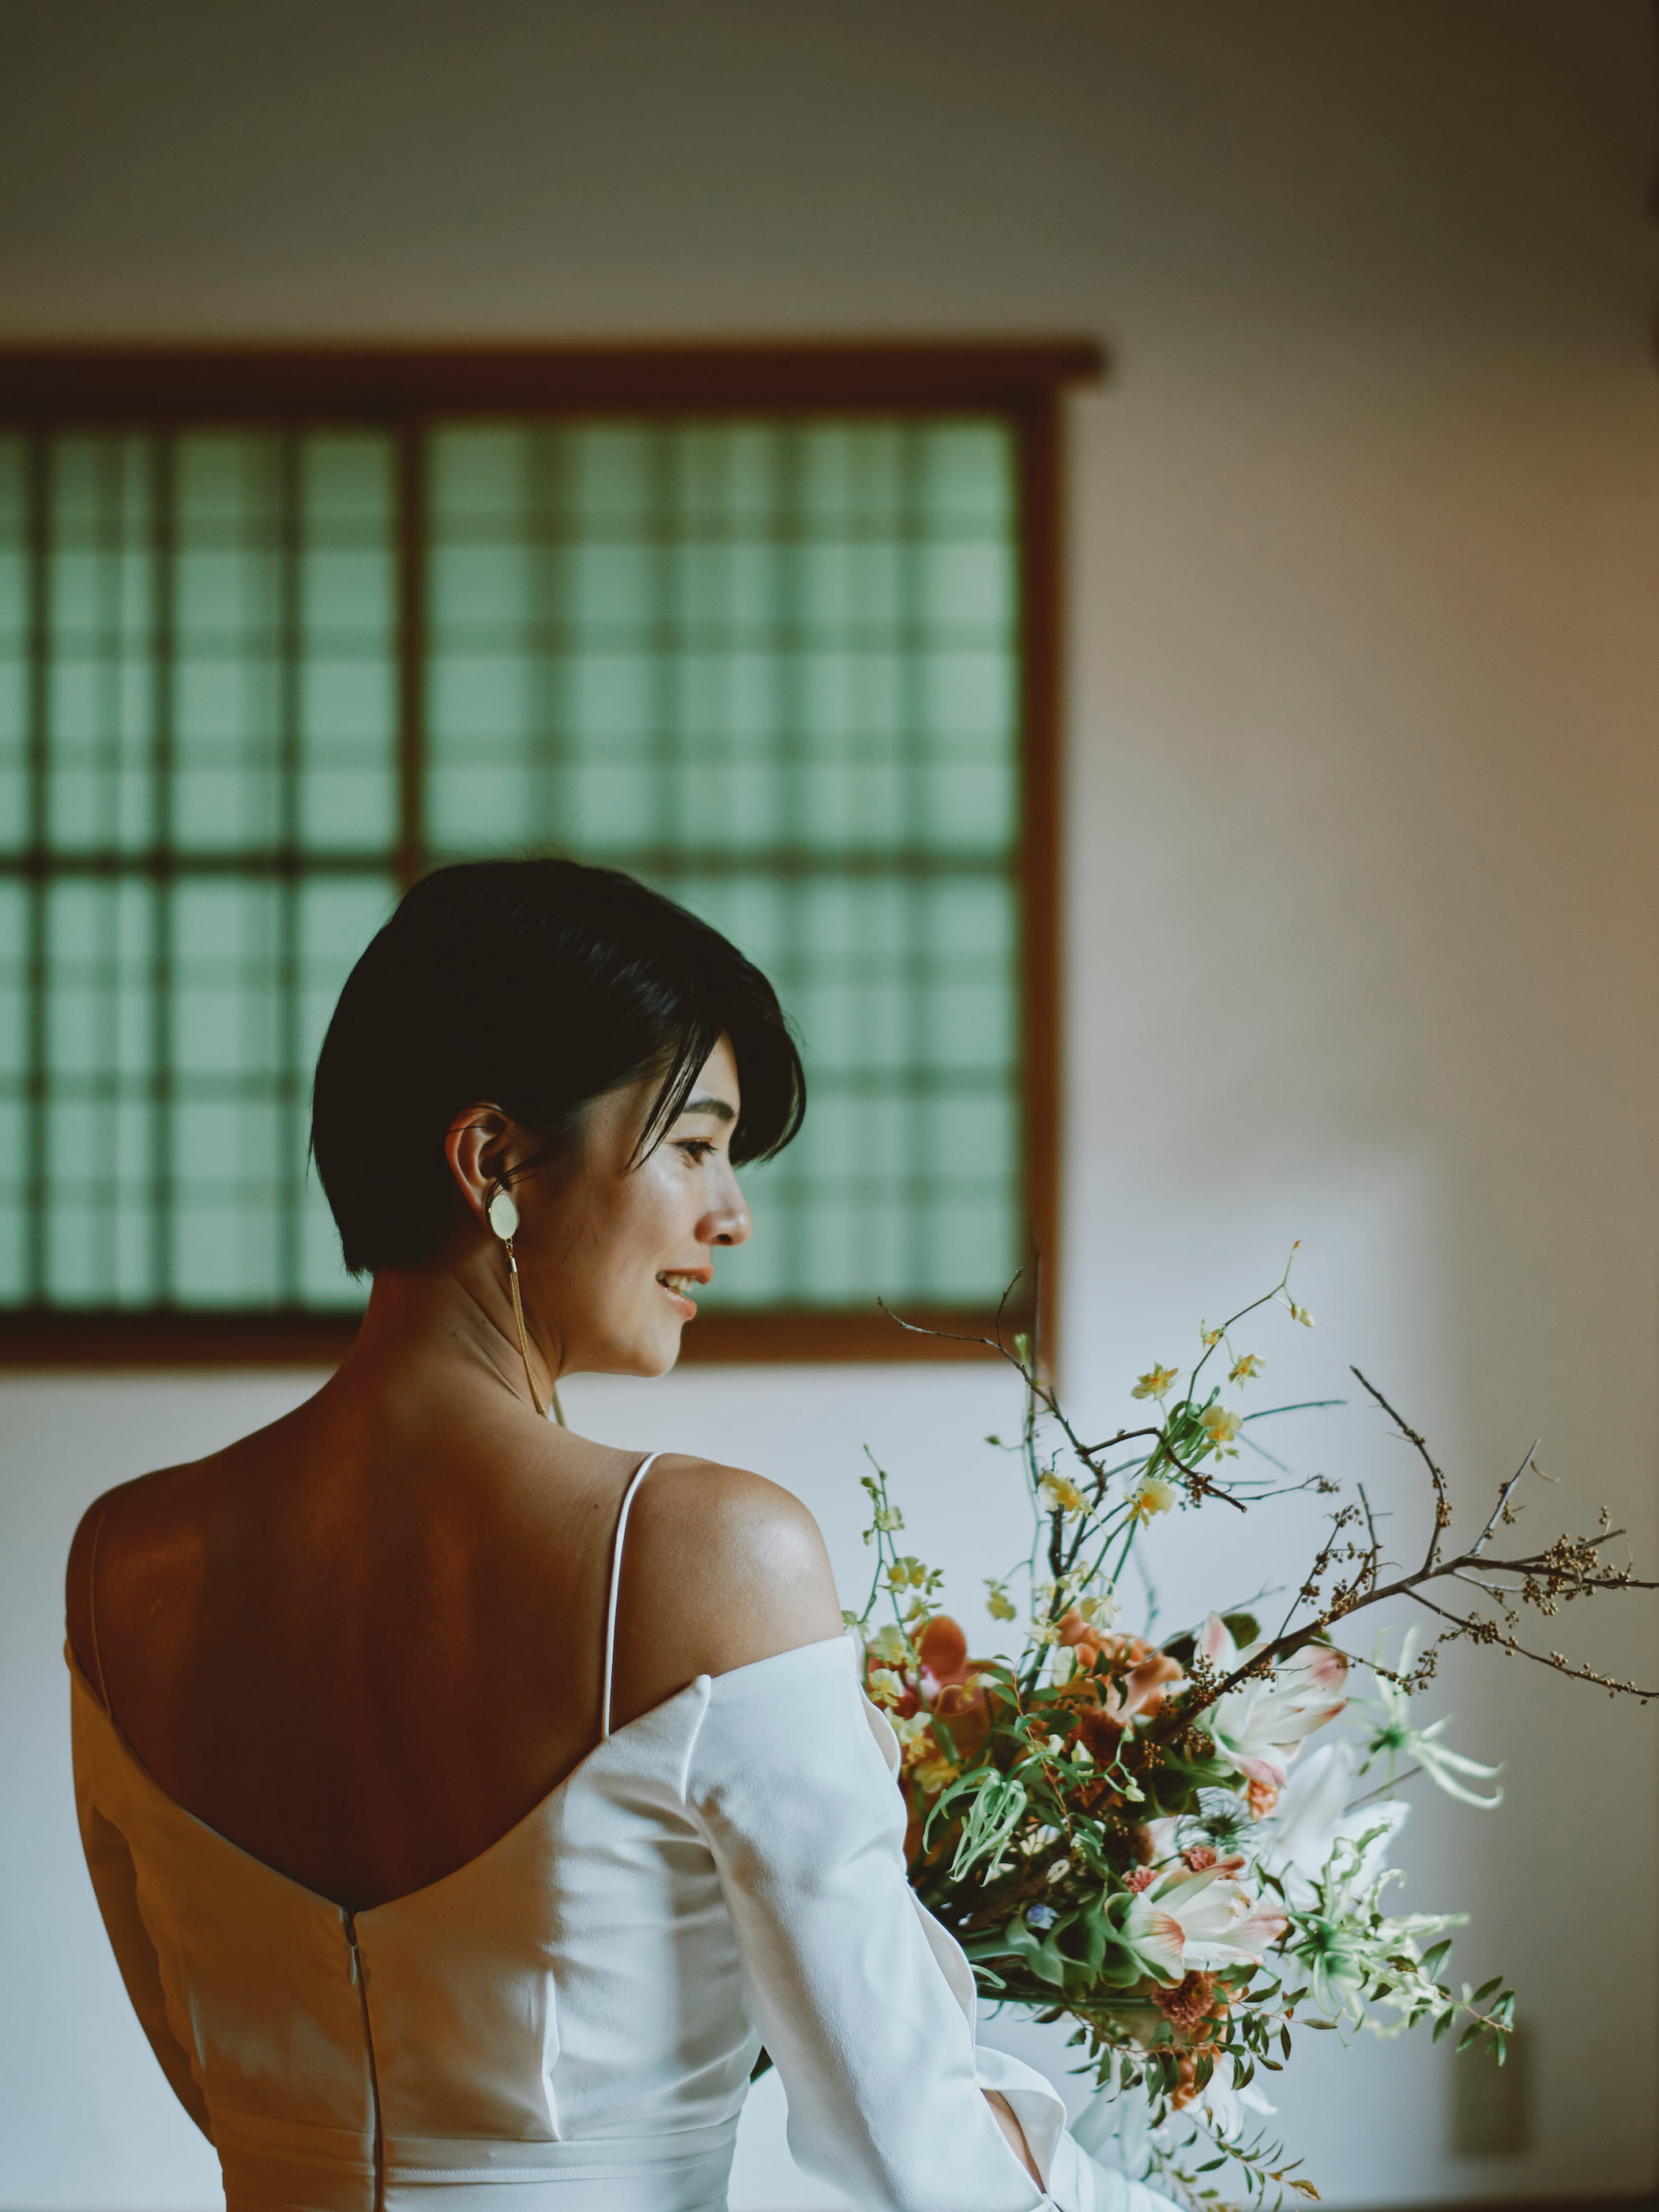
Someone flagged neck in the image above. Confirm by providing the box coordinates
[332,1258,558,1419]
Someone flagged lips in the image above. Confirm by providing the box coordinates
[656,1270,702,1315]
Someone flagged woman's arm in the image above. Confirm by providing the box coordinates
[683,1638,1053,2212]
[646,1469,1116,2210]
[642,1465,1175,2212]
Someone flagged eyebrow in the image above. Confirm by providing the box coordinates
[679,1093,735,1123]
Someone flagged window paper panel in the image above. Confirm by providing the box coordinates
[0,877,24,1297]
[296,435,397,852]
[652,867,1020,1313]
[425,415,1021,1318]
[0,438,26,856]
[171,434,285,852]
[424,419,1019,863]
[43,438,160,855]
[40,876,160,1304]
[167,877,290,1307]
[171,431,399,857]
[0,419,401,1312]
[2,401,1024,1326]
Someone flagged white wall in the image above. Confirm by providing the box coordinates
[2,3,1657,2206]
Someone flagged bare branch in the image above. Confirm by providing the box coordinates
[1405,1590,1659,1700]
[1349,1367,1454,1574]
[1472,1439,1542,1556]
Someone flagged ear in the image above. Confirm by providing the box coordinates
[444,1103,514,1233]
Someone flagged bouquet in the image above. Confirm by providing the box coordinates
[848,1254,1655,2208]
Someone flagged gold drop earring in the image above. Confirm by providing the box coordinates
[487,1182,566,1427]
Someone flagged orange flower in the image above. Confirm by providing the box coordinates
[1056,1640,1185,1787]
[1153,1970,1227,2036]
[920,1615,969,1680]
[916,1614,990,1763]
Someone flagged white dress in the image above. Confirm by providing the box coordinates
[72,1454,1165,2212]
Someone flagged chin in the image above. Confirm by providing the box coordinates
[592,1319,685,1380]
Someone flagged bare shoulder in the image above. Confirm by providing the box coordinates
[64,1461,202,1696]
[641,1456,828,1575]
[615,1454,845,1691]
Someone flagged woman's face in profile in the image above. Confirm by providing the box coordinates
[523,1033,752,1379]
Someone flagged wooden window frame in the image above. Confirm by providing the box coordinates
[0,340,1100,1367]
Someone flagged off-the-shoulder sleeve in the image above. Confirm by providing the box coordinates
[682,1637,1173,2212]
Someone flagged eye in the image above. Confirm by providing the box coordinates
[675,1138,717,1166]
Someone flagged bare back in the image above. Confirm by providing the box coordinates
[65,1371,841,1913]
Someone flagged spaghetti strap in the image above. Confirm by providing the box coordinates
[600,1453,664,1740]
[84,1493,115,1715]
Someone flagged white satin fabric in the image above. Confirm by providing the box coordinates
[72,1630,1165,2212]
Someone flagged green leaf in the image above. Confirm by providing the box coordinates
[1470,1977,1504,2007]
[1002,1918,1068,1988]
[1072,1902,1108,1972]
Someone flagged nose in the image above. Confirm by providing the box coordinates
[698,1163,752,1250]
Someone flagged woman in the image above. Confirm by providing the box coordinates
[66,860,1163,2212]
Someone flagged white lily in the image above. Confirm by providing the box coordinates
[1353,1637,1504,1809]
[1198,1613,1348,1789]
[1123,1861,1288,1983]
[1258,1740,1409,1909]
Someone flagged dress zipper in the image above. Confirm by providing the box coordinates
[341,1910,386,2212]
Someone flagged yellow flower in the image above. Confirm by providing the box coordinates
[869,1622,912,1665]
[867,1666,905,1706]
[1200,1405,1244,1452]
[1288,1302,1315,1329]
[1228,1352,1264,1383]
[1200,1324,1223,1347]
[1040,1471,1089,1517]
[1076,1588,1119,1631]
[1132,1364,1180,1401]
[984,1578,1018,1622]
[1130,1476,1180,1521]
[886,1553,931,1591]
[889,1711,933,1756]
[913,1753,959,1794]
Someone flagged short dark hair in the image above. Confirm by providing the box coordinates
[311,858,806,1276]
